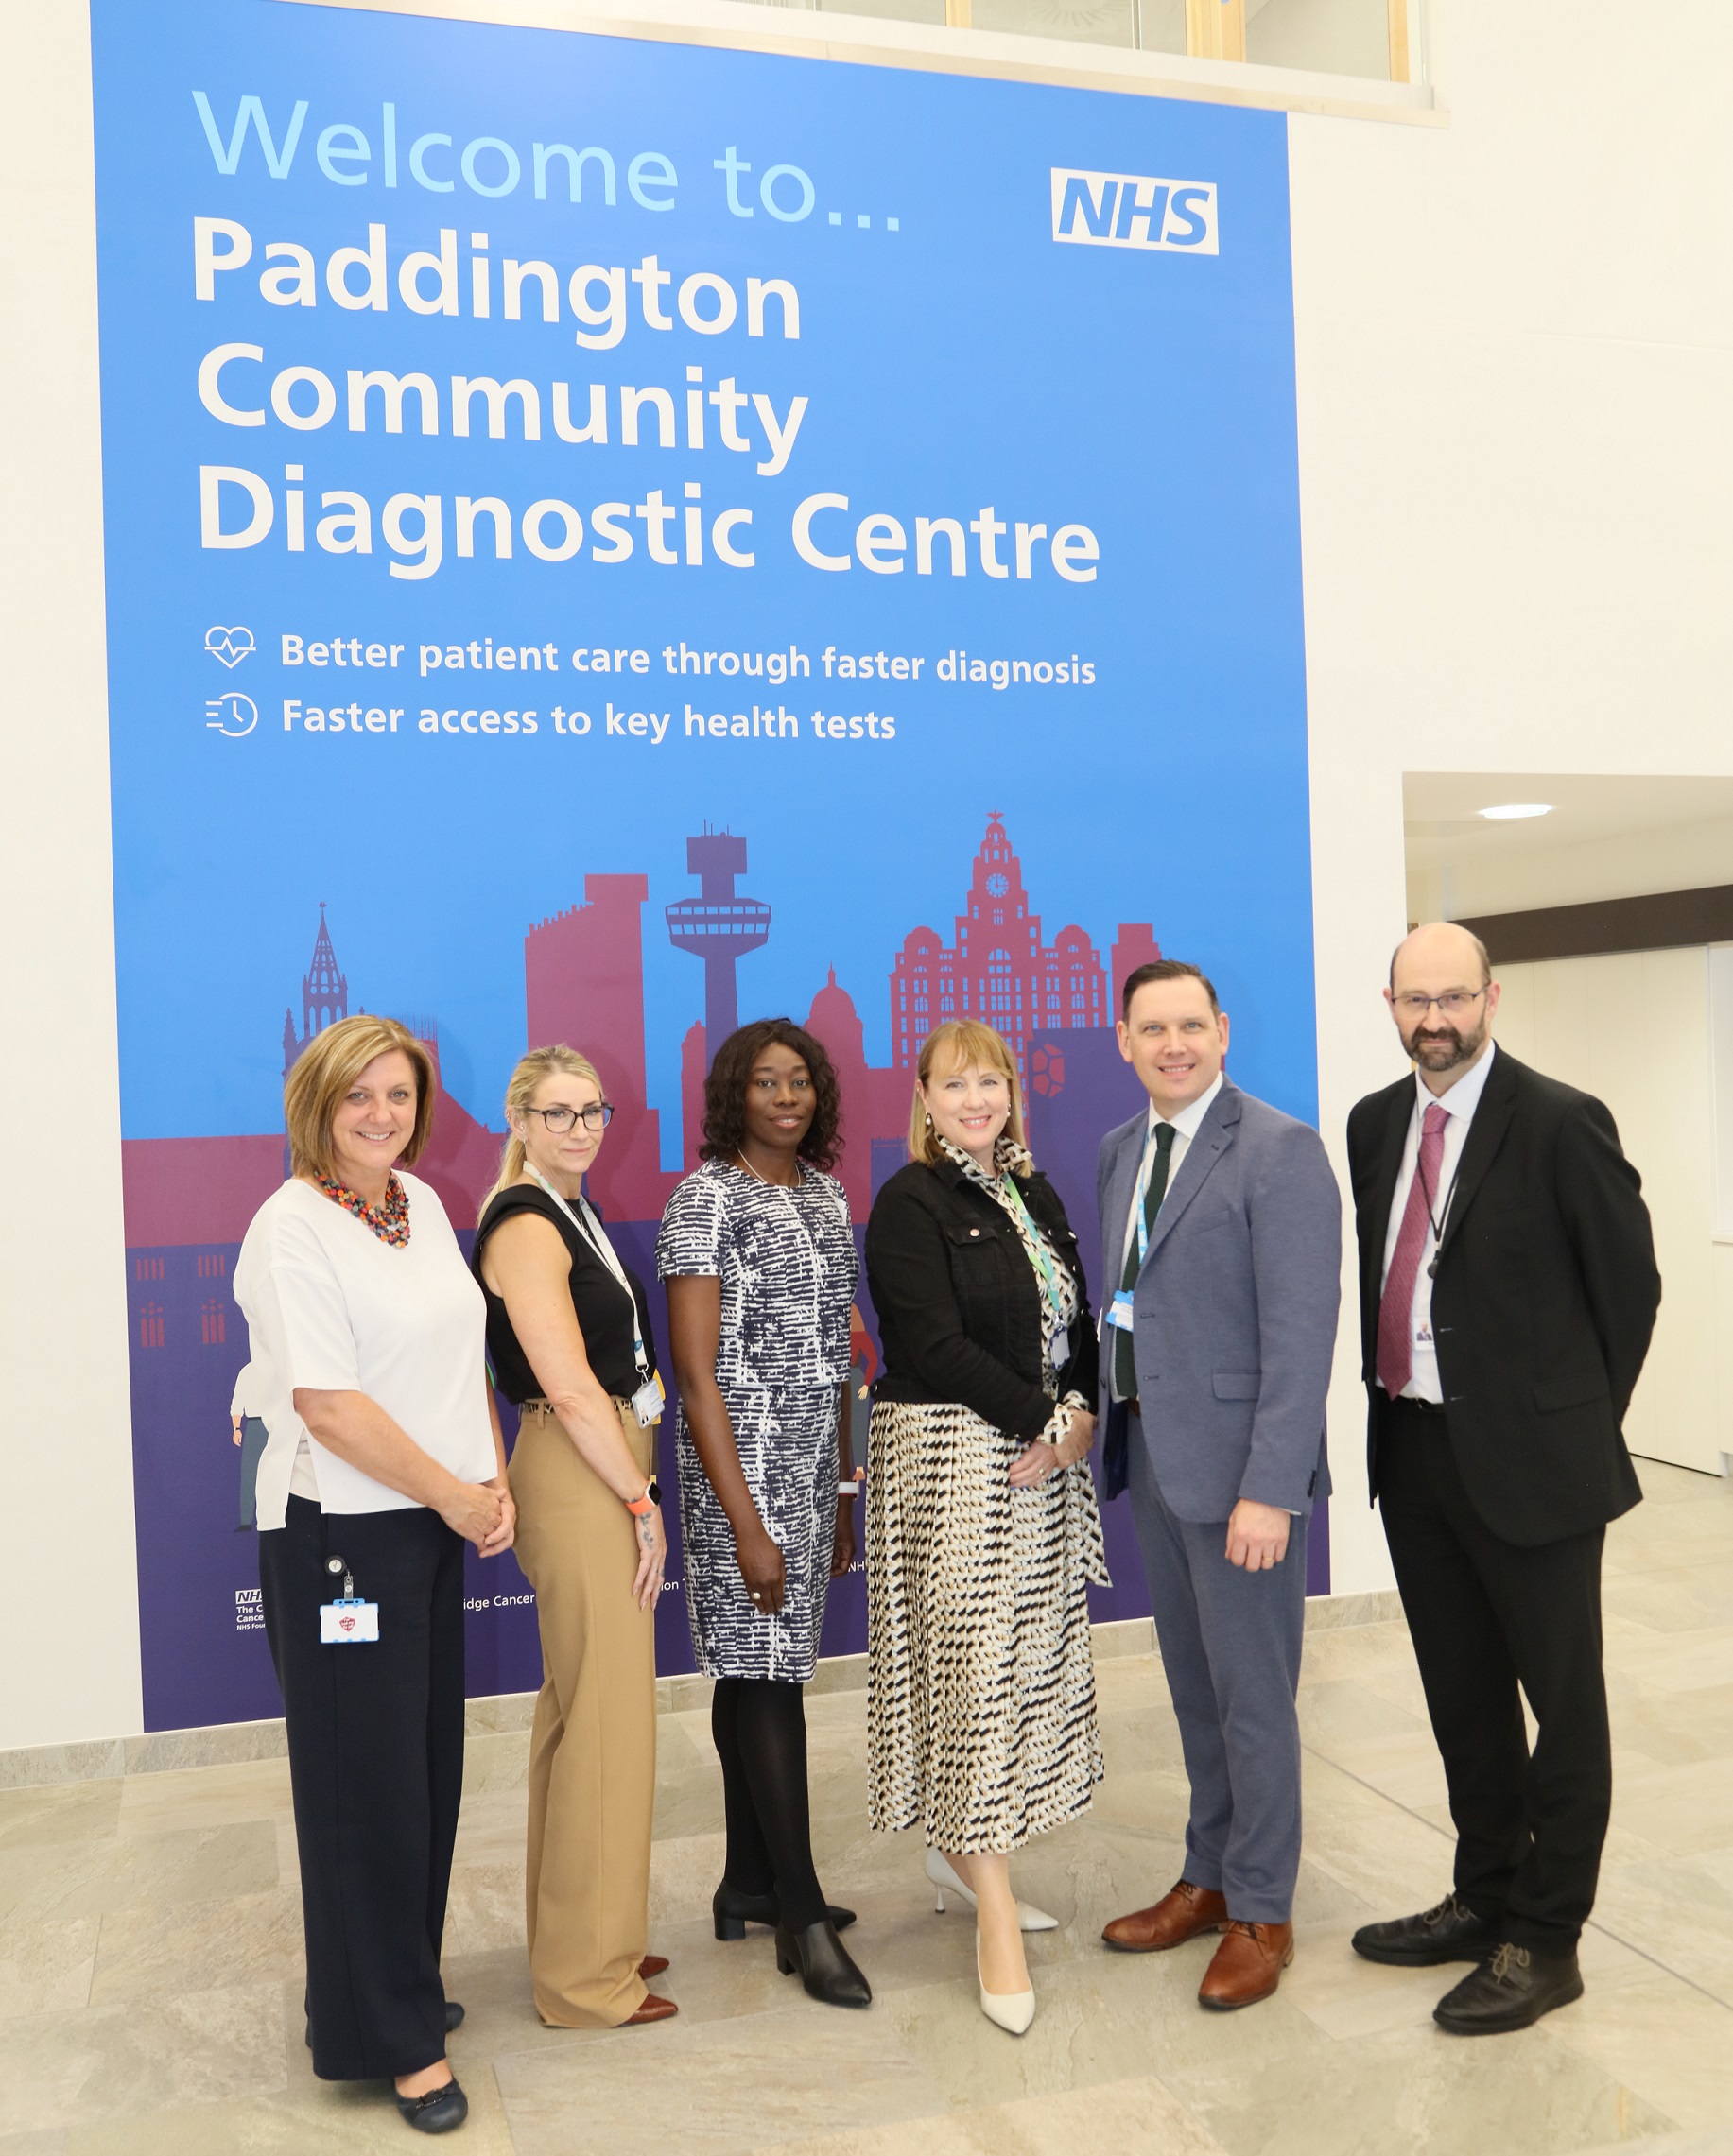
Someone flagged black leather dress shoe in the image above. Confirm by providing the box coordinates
[712,1882,857,1940]
[1351,1892,1500,1967]
[1433,1943,1584,2035]
[394,2077,468,2133]
[773,1918,872,2008]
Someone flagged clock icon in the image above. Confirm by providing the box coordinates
[985,872,1009,897]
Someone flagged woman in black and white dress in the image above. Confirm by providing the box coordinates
[658,1019,870,2009]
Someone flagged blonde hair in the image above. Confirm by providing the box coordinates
[907,1020,1029,1166]
[284,1015,436,1182]
[480,1044,605,1219]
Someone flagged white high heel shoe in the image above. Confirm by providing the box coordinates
[977,1931,1036,2037]
[926,1848,1058,1933]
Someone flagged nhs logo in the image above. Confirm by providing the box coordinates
[1050,169,1219,254]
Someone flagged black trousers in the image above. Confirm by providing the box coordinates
[1377,1398,1610,1952]
[260,1497,465,2079]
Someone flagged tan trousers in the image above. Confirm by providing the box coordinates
[509,1400,658,2027]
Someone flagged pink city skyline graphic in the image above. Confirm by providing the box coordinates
[121,811,1161,1251]
[117,814,1330,1733]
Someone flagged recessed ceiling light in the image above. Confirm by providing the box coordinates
[1477,802,1552,820]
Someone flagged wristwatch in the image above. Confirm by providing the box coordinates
[626,1478,662,1517]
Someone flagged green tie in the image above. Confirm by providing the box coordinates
[1114,1122,1176,1403]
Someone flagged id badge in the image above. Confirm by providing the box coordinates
[631,1371,667,1427]
[1048,1321,1071,1366]
[321,1597,380,1645]
[1108,1289,1136,1334]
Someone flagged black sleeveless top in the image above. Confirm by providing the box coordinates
[474,1183,660,1405]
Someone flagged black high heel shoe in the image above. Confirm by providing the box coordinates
[712,1882,857,1941]
[774,1919,872,2009]
[394,2076,468,2133]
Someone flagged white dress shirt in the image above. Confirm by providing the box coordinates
[230,1361,266,1421]
[1118,1072,1224,1277]
[1378,1041,1497,1403]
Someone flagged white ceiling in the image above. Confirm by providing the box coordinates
[1404,772,1733,920]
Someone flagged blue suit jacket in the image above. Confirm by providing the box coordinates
[1096,1079,1341,1521]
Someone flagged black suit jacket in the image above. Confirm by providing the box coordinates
[1346,1046,1660,1547]
[866,1157,1097,1440]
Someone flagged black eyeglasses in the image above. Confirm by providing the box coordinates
[526,1102,614,1133]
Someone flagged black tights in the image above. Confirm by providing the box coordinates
[711,1677,826,1931]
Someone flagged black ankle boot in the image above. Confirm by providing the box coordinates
[712,1881,858,1940]
[773,1918,872,2008]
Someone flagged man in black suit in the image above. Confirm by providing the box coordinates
[1346,922,1660,2034]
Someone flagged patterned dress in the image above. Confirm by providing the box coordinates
[657,1160,858,1682]
[867,1139,1108,1854]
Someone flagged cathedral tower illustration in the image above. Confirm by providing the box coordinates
[282,905,349,1075]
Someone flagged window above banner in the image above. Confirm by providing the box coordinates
[746,0,1424,84]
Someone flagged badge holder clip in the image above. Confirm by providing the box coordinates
[320,1554,380,1645]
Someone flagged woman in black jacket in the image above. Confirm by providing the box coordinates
[864,1020,1105,2038]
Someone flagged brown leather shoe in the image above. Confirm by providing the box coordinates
[1102,1880,1229,1953]
[621,1992,679,2026]
[639,1956,669,1979]
[1198,1920,1294,2009]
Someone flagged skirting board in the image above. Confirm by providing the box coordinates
[2,1590,1409,1791]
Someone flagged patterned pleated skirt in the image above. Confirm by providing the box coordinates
[865,1398,1108,1854]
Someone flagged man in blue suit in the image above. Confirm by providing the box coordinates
[1098,960,1340,2009]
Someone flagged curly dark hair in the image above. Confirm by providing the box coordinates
[700,1018,841,1172]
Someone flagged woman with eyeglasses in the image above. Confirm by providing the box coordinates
[474,1045,674,2029]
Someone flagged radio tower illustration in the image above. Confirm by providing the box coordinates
[666,827,771,1056]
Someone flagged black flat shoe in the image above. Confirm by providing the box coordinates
[712,1882,857,1941]
[774,1919,872,2009]
[307,2001,464,2048]
[394,2077,468,2133]
[1433,1943,1584,2035]
[1351,1892,1499,1968]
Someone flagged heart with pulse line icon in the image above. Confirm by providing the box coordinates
[338,1616,355,1633]
[204,625,255,668]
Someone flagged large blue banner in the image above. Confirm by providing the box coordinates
[92,0,1316,1731]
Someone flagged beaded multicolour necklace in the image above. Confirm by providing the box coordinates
[315,1169,411,1247]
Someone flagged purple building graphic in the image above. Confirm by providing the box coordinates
[119,815,1326,1733]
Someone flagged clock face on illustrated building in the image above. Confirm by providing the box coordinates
[985,872,1010,897]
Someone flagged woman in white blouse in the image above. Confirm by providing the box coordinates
[235,1015,514,2138]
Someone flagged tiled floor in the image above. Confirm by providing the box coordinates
[4,1458,1732,2154]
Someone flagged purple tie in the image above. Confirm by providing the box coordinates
[1378,1103,1448,1399]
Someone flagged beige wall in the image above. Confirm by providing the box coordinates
[1492,951,1720,1476]
[5,0,1733,1744]
[0,3,141,1750]
[1291,0,1733,1596]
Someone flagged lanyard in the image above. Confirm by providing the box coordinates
[1129,1120,1175,1271]
[1001,1175,1066,1313]
[1410,1103,1464,1279]
[527,1169,650,1383]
